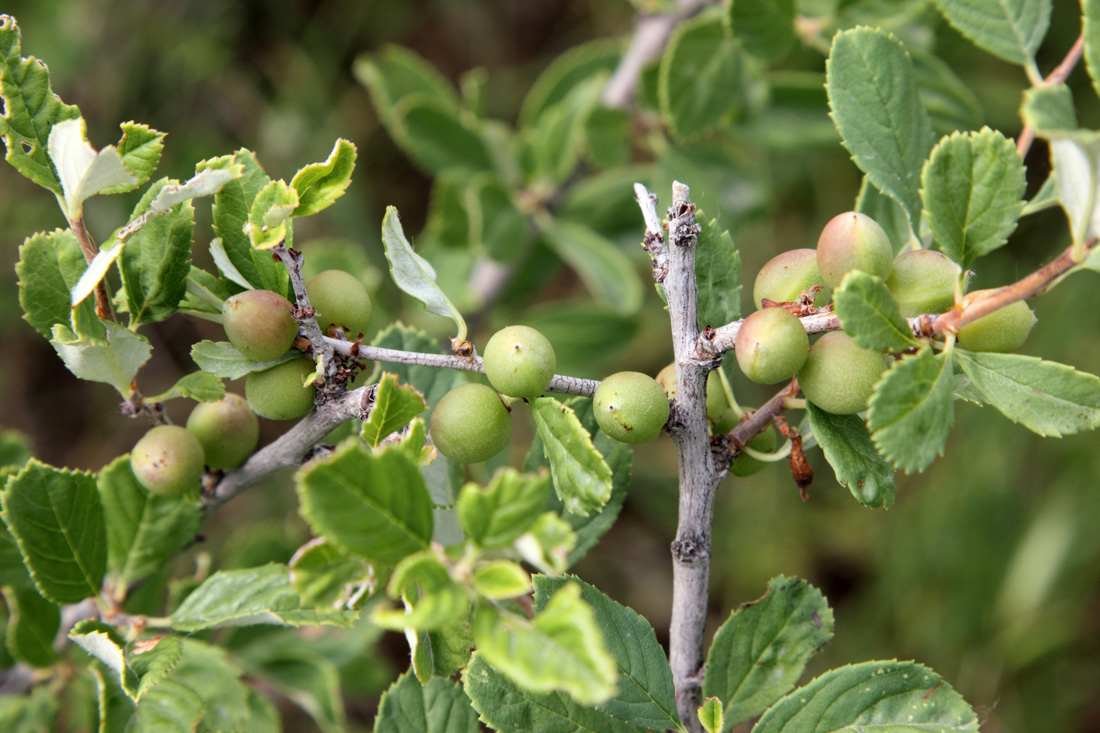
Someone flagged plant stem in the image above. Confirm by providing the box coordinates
[69,216,115,322]
[1017,33,1085,158]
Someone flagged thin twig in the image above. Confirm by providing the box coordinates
[1017,33,1085,158]
[69,217,115,322]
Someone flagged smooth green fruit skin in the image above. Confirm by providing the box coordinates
[306,270,373,338]
[731,425,777,477]
[886,250,961,317]
[131,425,205,498]
[245,357,318,420]
[430,383,513,463]
[753,248,831,308]
[594,372,670,444]
[483,325,556,400]
[657,364,729,428]
[735,308,809,385]
[185,394,259,470]
[798,331,888,415]
[816,212,893,288]
[956,294,1035,352]
[223,290,298,362]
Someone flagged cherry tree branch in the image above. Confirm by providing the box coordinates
[1017,33,1084,158]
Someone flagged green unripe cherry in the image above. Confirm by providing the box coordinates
[797,331,888,415]
[185,394,259,470]
[656,363,729,429]
[956,290,1036,353]
[131,425,205,498]
[816,211,893,288]
[429,383,513,463]
[594,371,670,444]
[245,357,318,420]
[886,250,961,317]
[735,308,809,385]
[306,269,373,338]
[223,289,299,362]
[753,248,831,309]
[730,424,777,478]
[483,325,556,400]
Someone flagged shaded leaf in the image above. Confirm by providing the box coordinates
[660,11,742,139]
[189,340,296,380]
[458,468,551,550]
[696,216,741,328]
[728,0,795,63]
[377,671,481,733]
[2,585,59,668]
[807,404,895,508]
[413,619,475,683]
[1045,130,1100,244]
[933,0,1050,67]
[868,348,955,473]
[541,218,643,316]
[16,228,101,339]
[1021,83,1076,133]
[354,45,459,129]
[373,551,469,632]
[518,39,621,126]
[391,95,493,175]
[834,271,919,352]
[143,370,225,404]
[1086,0,1100,102]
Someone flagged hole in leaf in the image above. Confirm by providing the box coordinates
[21,140,34,155]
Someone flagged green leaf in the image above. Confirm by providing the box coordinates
[69,620,183,702]
[912,51,984,136]
[354,45,459,129]
[373,550,469,631]
[752,660,979,732]
[868,348,955,473]
[532,397,614,517]
[933,0,1050,67]
[704,576,835,727]
[472,582,618,706]
[540,218,643,316]
[581,105,630,170]
[699,697,724,733]
[1046,130,1100,244]
[209,149,288,294]
[827,27,935,234]
[660,10,742,139]
[466,173,532,263]
[1021,83,1077,134]
[463,654,637,733]
[921,128,1026,269]
[180,265,231,317]
[519,301,640,376]
[1,460,106,604]
[2,585,60,667]
[288,538,372,610]
[422,174,471,249]
[0,16,81,194]
[1085,0,1100,101]
[833,271,920,352]
[807,403,896,508]
[297,438,433,566]
[727,0,795,63]
[189,340,297,380]
[0,515,30,587]
[48,117,138,218]
[537,575,680,729]
[391,95,493,175]
[458,468,551,549]
[50,321,152,398]
[143,370,225,404]
[518,39,621,126]
[361,372,427,448]
[104,121,165,193]
[118,178,196,326]
[377,671,481,733]
[382,206,468,340]
[131,680,203,732]
[856,178,913,253]
[16,228,101,339]
[472,560,532,600]
[97,456,202,588]
[289,138,357,217]
[696,217,741,328]
[521,76,602,184]
[413,619,475,683]
[246,179,298,249]
[160,639,276,732]
[0,430,32,470]
[169,564,357,631]
[955,350,1100,437]
[128,637,185,701]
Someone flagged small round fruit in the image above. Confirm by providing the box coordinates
[306,270,373,338]
[731,424,777,478]
[593,372,670,444]
[245,357,318,420]
[816,212,893,288]
[753,248,831,309]
[483,325,556,400]
[956,291,1035,353]
[185,394,259,470]
[131,425,205,498]
[886,250,961,317]
[223,290,298,362]
[797,331,888,415]
[735,308,809,385]
[430,383,513,463]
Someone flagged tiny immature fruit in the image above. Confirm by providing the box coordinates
[245,357,318,420]
[222,289,298,362]
[955,291,1036,353]
[185,394,259,470]
[594,371,670,444]
[753,248,831,308]
[131,425,205,498]
[430,383,513,463]
[816,211,893,288]
[797,331,888,415]
[735,308,809,385]
[886,250,961,317]
[306,269,373,337]
[483,325,556,400]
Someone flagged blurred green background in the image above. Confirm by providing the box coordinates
[2,1,1099,731]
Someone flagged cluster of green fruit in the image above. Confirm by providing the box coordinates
[129,269,373,497]
[743,211,1036,414]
